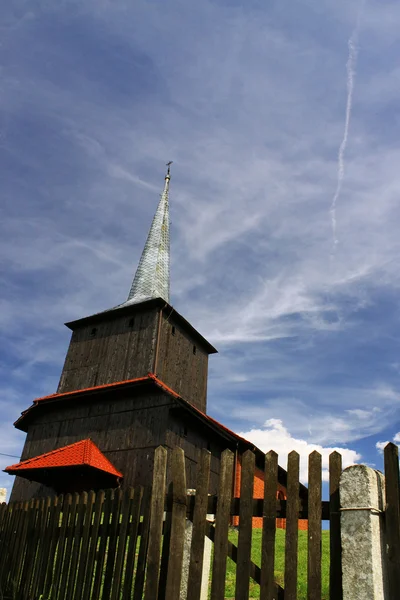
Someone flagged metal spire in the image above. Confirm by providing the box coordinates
[126,163,172,305]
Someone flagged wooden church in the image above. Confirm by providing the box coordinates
[6,165,307,528]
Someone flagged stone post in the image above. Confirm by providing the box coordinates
[340,465,387,600]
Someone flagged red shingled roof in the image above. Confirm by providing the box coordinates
[5,439,122,478]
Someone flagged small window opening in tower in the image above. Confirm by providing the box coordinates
[183,426,188,437]
[90,327,97,337]
[193,345,197,355]
[128,317,135,328]
[172,326,176,336]
[207,441,211,451]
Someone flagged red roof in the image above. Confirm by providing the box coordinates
[5,439,122,478]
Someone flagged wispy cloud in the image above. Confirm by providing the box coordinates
[2,0,400,484]
[330,0,365,248]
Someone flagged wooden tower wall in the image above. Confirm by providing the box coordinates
[155,310,209,412]
[10,390,226,502]
[58,306,158,394]
[58,303,211,412]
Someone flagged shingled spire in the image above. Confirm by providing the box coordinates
[126,163,171,304]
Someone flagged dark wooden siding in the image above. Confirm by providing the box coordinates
[57,307,159,393]
[10,391,235,503]
[10,389,175,502]
[164,411,234,495]
[155,311,209,412]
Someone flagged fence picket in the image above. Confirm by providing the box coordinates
[260,450,278,600]
[144,445,168,600]
[284,451,300,600]
[132,486,151,600]
[110,488,132,600]
[308,451,322,600]
[10,500,30,592]
[187,449,211,600]
[122,486,143,600]
[236,450,256,600]
[75,490,96,600]
[65,492,87,600]
[384,442,400,596]
[22,498,42,599]
[44,494,63,598]
[59,492,80,600]
[82,490,105,600]
[5,501,24,592]
[210,448,235,600]
[329,451,342,600]
[164,447,187,600]
[31,497,51,599]
[92,489,114,599]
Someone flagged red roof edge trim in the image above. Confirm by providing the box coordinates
[33,375,151,404]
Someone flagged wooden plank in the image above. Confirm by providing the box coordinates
[210,448,235,600]
[11,500,30,592]
[111,488,133,600]
[65,492,88,600]
[284,451,300,600]
[31,497,52,599]
[132,486,151,600]
[52,494,73,599]
[260,450,278,600]
[157,483,172,600]
[144,446,168,600]
[187,449,211,600]
[329,451,342,600]
[236,450,255,600]
[22,498,41,599]
[0,502,17,586]
[4,501,24,592]
[82,490,105,600]
[384,442,400,596]
[121,486,143,600]
[92,490,114,600]
[74,490,96,600]
[44,494,63,598]
[36,496,57,596]
[102,488,123,599]
[308,451,322,600]
[164,447,187,600]
[59,493,80,600]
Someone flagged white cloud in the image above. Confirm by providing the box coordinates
[375,441,390,454]
[238,418,361,483]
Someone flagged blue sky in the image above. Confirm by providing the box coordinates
[2,0,400,493]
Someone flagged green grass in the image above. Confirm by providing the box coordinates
[224,529,330,599]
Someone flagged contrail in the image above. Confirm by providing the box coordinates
[330,6,364,248]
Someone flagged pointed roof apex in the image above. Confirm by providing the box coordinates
[125,163,172,305]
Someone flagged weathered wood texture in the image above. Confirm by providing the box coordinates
[58,307,159,393]
[58,304,211,415]
[0,487,145,600]
[329,451,342,600]
[156,311,209,412]
[384,442,400,598]
[1,445,345,600]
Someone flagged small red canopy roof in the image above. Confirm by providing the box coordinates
[5,439,122,479]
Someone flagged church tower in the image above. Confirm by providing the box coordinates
[7,166,218,501]
[57,164,216,411]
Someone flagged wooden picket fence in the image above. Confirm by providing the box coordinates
[0,446,344,600]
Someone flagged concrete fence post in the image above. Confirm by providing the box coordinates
[340,465,387,600]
